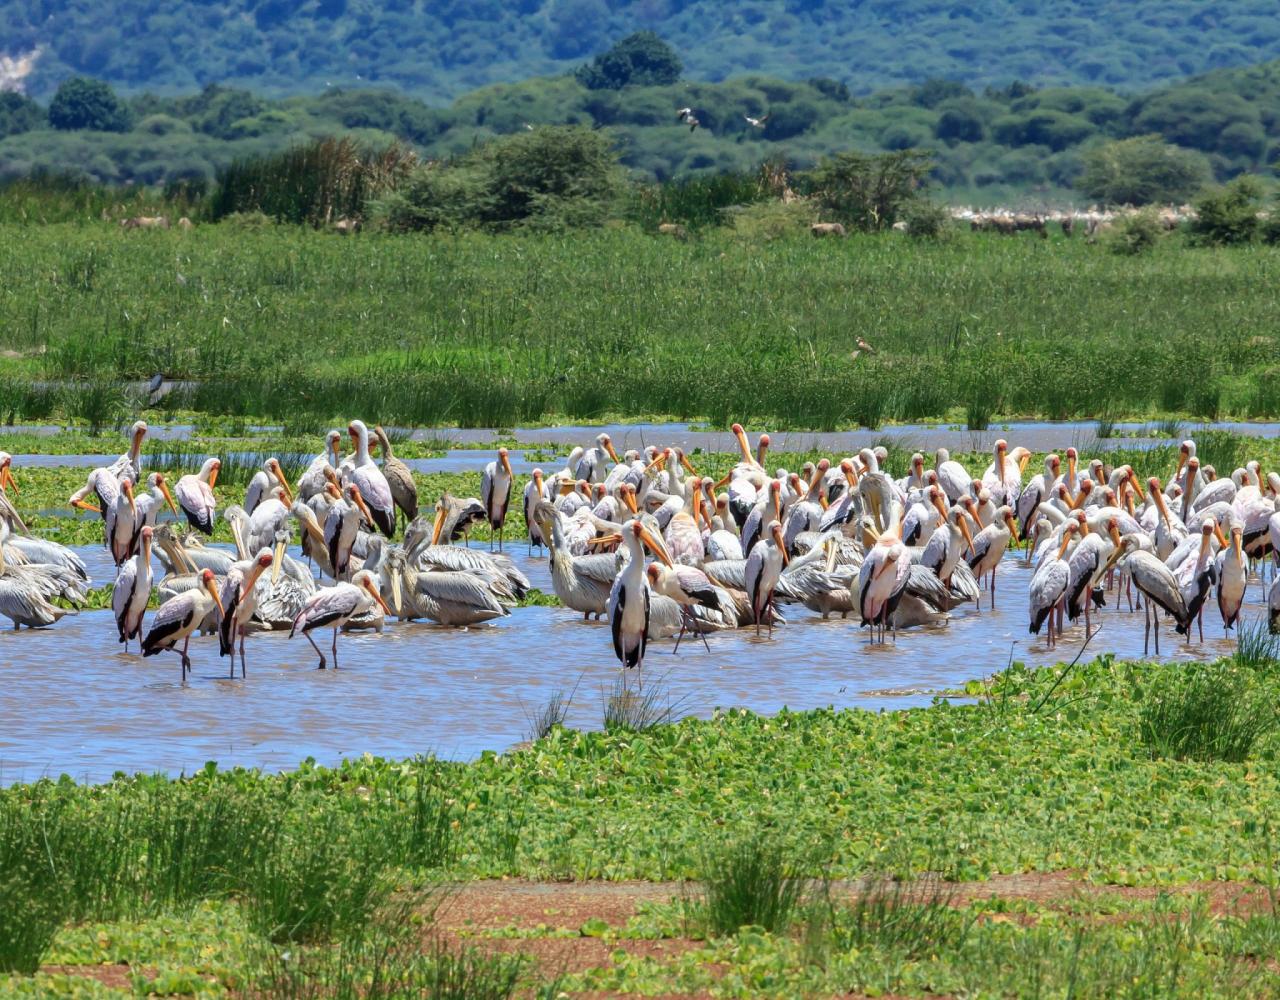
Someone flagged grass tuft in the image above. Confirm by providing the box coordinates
[697,832,810,936]
[1137,663,1276,763]
[602,675,689,733]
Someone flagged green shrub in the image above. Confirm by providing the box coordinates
[1078,135,1210,206]
[1107,210,1163,255]
[725,198,812,241]
[0,800,69,973]
[900,199,951,238]
[699,832,809,936]
[1190,176,1264,246]
[1138,663,1275,763]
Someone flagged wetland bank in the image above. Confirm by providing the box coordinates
[4,218,1280,996]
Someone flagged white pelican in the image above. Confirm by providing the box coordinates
[217,549,275,677]
[175,458,219,535]
[0,537,70,628]
[346,420,396,537]
[1027,522,1075,649]
[112,525,154,650]
[374,426,418,527]
[480,448,515,551]
[290,569,390,669]
[966,505,1019,609]
[107,420,148,484]
[607,520,664,675]
[744,520,788,638]
[532,501,617,618]
[239,487,290,555]
[142,568,224,680]
[381,550,508,627]
[1216,524,1248,634]
[245,458,293,515]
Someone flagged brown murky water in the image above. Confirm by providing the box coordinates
[0,543,1259,785]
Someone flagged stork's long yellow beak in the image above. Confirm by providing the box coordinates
[364,578,391,616]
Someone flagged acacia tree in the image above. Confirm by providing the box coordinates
[1078,135,1210,205]
[47,76,132,132]
[802,149,933,231]
[575,32,682,90]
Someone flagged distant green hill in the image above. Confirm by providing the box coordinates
[4,0,1280,101]
[1,58,1277,202]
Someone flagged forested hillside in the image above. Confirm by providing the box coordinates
[3,0,1280,101]
[2,51,1276,202]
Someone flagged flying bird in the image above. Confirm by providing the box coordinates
[744,113,770,128]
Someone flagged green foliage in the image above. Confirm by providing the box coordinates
[698,832,809,936]
[0,91,42,139]
[2,57,1280,194]
[802,149,933,231]
[630,170,766,231]
[6,227,1280,432]
[1138,662,1275,762]
[0,800,69,973]
[1234,617,1280,670]
[380,126,621,233]
[1191,176,1265,245]
[575,32,682,91]
[1079,135,1212,206]
[725,198,813,242]
[899,198,951,238]
[1107,210,1164,255]
[47,76,131,132]
[8,1,1280,107]
[211,136,416,225]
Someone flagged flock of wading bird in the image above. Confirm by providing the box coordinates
[1,422,1280,681]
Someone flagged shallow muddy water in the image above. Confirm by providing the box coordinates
[0,544,1260,785]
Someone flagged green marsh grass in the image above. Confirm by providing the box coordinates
[523,687,575,742]
[602,674,690,733]
[1234,616,1280,670]
[827,876,972,960]
[3,225,1280,428]
[697,832,810,936]
[1137,662,1276,763]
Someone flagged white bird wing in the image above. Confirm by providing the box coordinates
[576,552,623,585]
[481,462,496,517]
[354,463,394,515]
[416,570,504,613]
[175,476,216,522]
[245,471,268,514]
[0,577,61,626]
[295,582,358,631]
[111,558,138,622]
